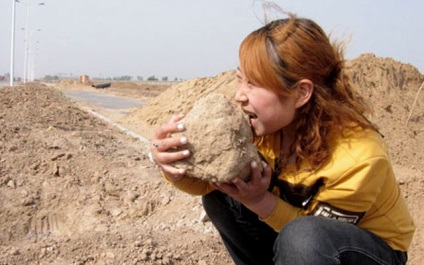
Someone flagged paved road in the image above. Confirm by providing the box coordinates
[63,90,144,109]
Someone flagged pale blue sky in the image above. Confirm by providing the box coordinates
[1,0,423,80]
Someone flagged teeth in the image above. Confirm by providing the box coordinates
[244,111,256,119]
[243,109,257,120]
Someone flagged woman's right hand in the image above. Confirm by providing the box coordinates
[150,114,191,181]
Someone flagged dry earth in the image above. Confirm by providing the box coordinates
[1,53,424,264]
[172,93,261,183]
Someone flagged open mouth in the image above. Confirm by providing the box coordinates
[244,111,257,125]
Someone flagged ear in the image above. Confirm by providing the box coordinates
[295,79,314,108]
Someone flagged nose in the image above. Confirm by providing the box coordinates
[234,82,248,103]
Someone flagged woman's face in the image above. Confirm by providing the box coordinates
[235,68,298,136]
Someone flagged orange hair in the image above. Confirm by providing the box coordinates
[239,14,376,170]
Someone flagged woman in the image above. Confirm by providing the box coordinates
[150,14,415,265]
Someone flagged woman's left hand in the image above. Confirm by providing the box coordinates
[214,161,273,208]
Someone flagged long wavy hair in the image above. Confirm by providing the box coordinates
[239,14,377,170]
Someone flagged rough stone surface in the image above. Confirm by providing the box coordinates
[172,93,262,182]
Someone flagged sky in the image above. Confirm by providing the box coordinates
[1,0,423,81]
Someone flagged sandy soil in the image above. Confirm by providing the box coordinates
[1,53,423,264]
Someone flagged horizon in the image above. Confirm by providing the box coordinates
[1,0,423,81]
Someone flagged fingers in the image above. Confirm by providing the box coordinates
[247,161,265,184]
[149,114,191,179]
[262,161,272,179]
[151,114,186,162]
[155,148,191,165]
[214,181,238,194]
[161,164,186,182]
[231,160,271,188]
[151,135,188,153]
[153,114,185,139]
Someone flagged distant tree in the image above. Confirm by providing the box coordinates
[147,75,158,81]
[137,76,143,81]
[43,75,59,81]
[121,75,132,81]
[162,76,168,81]
[113,76,132,81]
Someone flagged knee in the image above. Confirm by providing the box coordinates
[274,217,344,265]
[202,190,229,218]
[202,190,221,212]
[275,216,326,254]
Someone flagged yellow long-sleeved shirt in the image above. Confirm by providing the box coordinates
[166,127,415,252]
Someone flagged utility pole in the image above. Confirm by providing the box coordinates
[10,0,17,86]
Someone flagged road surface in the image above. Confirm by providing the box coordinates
[63,90,144,110]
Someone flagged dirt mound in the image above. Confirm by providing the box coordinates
[347,53,424,169]
[0,84,231,264]
[122,71,237,139]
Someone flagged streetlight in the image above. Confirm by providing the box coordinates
[10,0,17,86]
[22,1,45,83]
[9,0,44,85]
[30,41,40,81]
[23,27,41,82]
[28,36,40,81]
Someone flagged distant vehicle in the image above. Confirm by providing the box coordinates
[92,83,111,89]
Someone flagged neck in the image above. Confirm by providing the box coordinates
[281,125,295,153]
[280,124,297,166]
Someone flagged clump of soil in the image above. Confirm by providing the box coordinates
[172,93,261,182]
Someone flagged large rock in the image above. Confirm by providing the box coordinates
[172,93,262,183]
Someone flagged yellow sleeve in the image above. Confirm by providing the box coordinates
[260,199,304,231]
[162,172,216,196]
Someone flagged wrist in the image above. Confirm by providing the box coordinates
[245,192,278,219]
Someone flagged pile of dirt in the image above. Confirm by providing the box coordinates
[347,53,424,169]
[1,53,423,265]
[122,71,238,140]
[0,84,232,264]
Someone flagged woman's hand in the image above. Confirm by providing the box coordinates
[214,161,277,219]
[150,114,191,182]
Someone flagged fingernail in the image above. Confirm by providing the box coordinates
[178,168,185,174]
[177,123,184,131]
[261,161,268,168]
[251,161,258,168]
[180,137,188,144]
[182,150,190,156]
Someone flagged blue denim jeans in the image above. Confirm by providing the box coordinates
[202,190,407,265]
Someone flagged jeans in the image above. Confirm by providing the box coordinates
[202,190,408,265]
